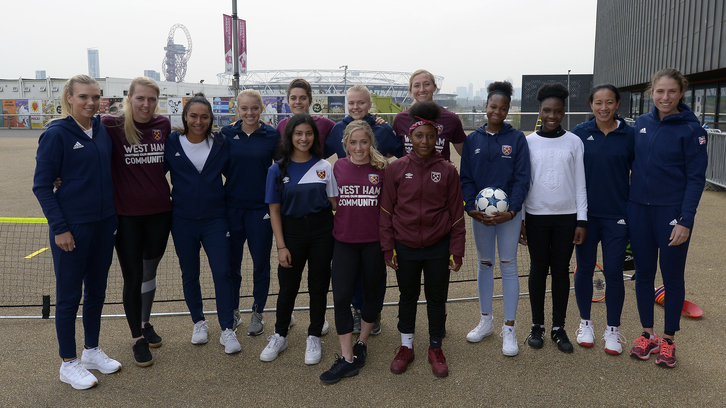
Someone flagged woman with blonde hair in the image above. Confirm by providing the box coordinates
[33,74,121,390]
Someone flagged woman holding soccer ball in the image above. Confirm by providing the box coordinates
[627,69,707,368]
[571,84,634,355]
[460,81,530,356]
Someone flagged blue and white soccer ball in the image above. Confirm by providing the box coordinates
[475,187,510,217]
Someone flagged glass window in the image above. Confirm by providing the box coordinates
[693,88,705,124]
[718,84,726,129]
[643,93,652,114]
[631,92,641,117]
[704,87,717,125]
[684,89,693,108]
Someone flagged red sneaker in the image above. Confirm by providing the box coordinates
[655,339,676,368]
[427,348,449,377]
[390,346,415,374]
[630,333,659,360]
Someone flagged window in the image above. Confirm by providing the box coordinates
[703,87,717,125]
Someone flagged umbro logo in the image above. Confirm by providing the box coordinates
[640,128,647,133]
[233,135,240,139]
[263,213,270,220]
[669,219,678,226]
[617,219,626,225]
[175,152,181,156]
[587,136,594,141]
[73,142,84,150]
[474,148,481,154]
[405,173,413,179]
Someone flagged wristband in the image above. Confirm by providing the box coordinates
[277,246,286,250]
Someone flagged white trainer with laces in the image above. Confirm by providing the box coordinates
[466,314,494,343]
[60,359,98,390]
[260,333,288,362]
[603,326,627,355]
[500,324,519,356]
[305,335,322,365]
[321,319,330,336]
[81,348,122,374]
[220,328,241,354]
[576,320,595,347]
[191,320,209,344]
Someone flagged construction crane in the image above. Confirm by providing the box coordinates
[162,24,192,83]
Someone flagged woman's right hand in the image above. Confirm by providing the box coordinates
[278,247,292,268]
[519,222,528,246]
[53,177,62,189]
[55,231,75,252]
[385,255,398,271]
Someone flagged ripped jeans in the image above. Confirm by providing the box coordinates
[471,212,522,322]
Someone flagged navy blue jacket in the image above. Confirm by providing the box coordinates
[572,118,634,219]
[221,121,279,210]
[630,103,708,229]
[460,123,530,213]
[326,115,403,159]
[32,116,115,235]
[165,131,228,219]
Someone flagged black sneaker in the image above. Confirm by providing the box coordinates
[352,309,362,334]
[319,355,359,384]
[142,323,163,348]
[527,325,545,349]
[371,312,382,335]
[551,328,574,353]
[353,340,367,368]
[133,338,154,367]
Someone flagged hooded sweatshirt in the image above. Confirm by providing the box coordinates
[326,114,403,159]
[630,103,708,229]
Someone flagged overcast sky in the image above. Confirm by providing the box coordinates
[0,0,597,93]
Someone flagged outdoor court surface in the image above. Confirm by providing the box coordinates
[1,130,725,406]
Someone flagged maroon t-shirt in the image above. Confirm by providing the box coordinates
[332,158,385,243]
[102,114,172,216]
[392,106,466,161]
[276,115,336,156]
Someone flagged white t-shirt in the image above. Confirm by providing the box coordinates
[180,135,212,173]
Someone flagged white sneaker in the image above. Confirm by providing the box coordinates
[289,313,296,329]
[260,333,288,362]
[81,348,122,374]
[500,325,519,356]
[191,320,209,344]
[305,335,322,365]
[602,326,627,355]
[321,319,330,336]
[576,320,595,347]
[60,359,98,390]
[220,328,241,354]
[466,314,494,343]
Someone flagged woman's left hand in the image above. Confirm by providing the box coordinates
[449,258,461,272]
[669,224,690,246]
[374,115,388,125]
[573,226,587,245]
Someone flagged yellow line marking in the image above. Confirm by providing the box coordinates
[0,217,48,224]
[25,248,49,259]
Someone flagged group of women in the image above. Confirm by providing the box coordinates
[32,67,707,390]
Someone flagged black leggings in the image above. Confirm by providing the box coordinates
[526,213,577,328]
[116,212,172,338]
[331,240,385,335]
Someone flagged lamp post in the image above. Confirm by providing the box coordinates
[340,65,348,93]
[567,69,571,129]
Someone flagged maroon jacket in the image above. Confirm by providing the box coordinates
[379,151,465,264]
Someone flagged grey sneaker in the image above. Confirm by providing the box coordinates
[371,312,382,335]
[352,309,362,334]
[248,310,264,336]
[233,310,242,328]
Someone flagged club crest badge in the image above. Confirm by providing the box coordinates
[502,145,512,155]
[431,172,441,183]
[316,170,326,179]
[152,129,162,140]
[368,174,379,184]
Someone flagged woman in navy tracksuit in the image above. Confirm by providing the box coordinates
[460,81,530,357]
[627,69,707,368]
[572,84,634,355]
[33,74,121,390]
[221,89,280,336]
[165,94,240,354]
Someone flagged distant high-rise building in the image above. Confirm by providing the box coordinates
[468,83,473,98]
[88,49,100,78]
[35,70,46,80]
[144,70,161,81]
[456,86,468,98]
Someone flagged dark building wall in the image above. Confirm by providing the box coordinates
[521,74,594,131]
[594,0,726,90]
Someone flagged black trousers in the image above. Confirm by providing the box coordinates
[526,213,577,328]
[394,236,451,340]
[274,210,334,337]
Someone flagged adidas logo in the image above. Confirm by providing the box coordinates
[617,219,626,225]
[233,135,240,139]
[405,173,413,179]
[640,128,647,133]
[226,231,230,237]
[587,135,594,141]
[669,219,678,226]
[263,213,270,220]
[474,148,481,154]
[73,142,84,149]
[175,152,181,156]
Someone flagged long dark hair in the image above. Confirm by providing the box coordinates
[181,93,215,137]
[276,113,321,191]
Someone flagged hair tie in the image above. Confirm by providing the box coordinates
[409,116,443,135]
[486,90,511,101]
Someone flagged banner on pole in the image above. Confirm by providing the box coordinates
[223,15,247,75]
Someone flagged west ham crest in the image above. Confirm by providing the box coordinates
[502,145,512,155]
[431,172,441,183]
[316,170,326,179]
[152,129,162,140]
[368,174,379,184]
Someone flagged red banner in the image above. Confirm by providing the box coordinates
[223,15,247,75]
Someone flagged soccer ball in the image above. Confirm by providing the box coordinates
[475,187,509,217]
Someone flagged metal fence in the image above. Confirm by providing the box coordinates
[706,128,726,188]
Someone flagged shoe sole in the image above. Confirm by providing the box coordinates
[428,357,449,377]
[191,338,208,345]
[305,355,322,365]
[655,359,676,368]
[527,340,544,349]
[502,348,519,357]
[466,331,493,343]
[390,357,414,374]
[134,358,154,367]
[247,329,264,336]
[630,347,659,360]
[260,343,288,362]
[60,374,98,390]
[604,347,622,355]
[148,341,162,348]
[320,368,360,384]
[82,363,122,375]
[577,340,594,347]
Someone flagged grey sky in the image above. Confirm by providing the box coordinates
[0,0,597,93]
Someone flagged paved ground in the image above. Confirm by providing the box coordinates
[1,129,725,407]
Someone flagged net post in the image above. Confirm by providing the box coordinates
[42,295,50,319]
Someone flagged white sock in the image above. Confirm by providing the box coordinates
[345,357,354,364]
[401,333,413,348]
[82,347,99,356]
[62,358,78,368]
[606,325,618,332]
